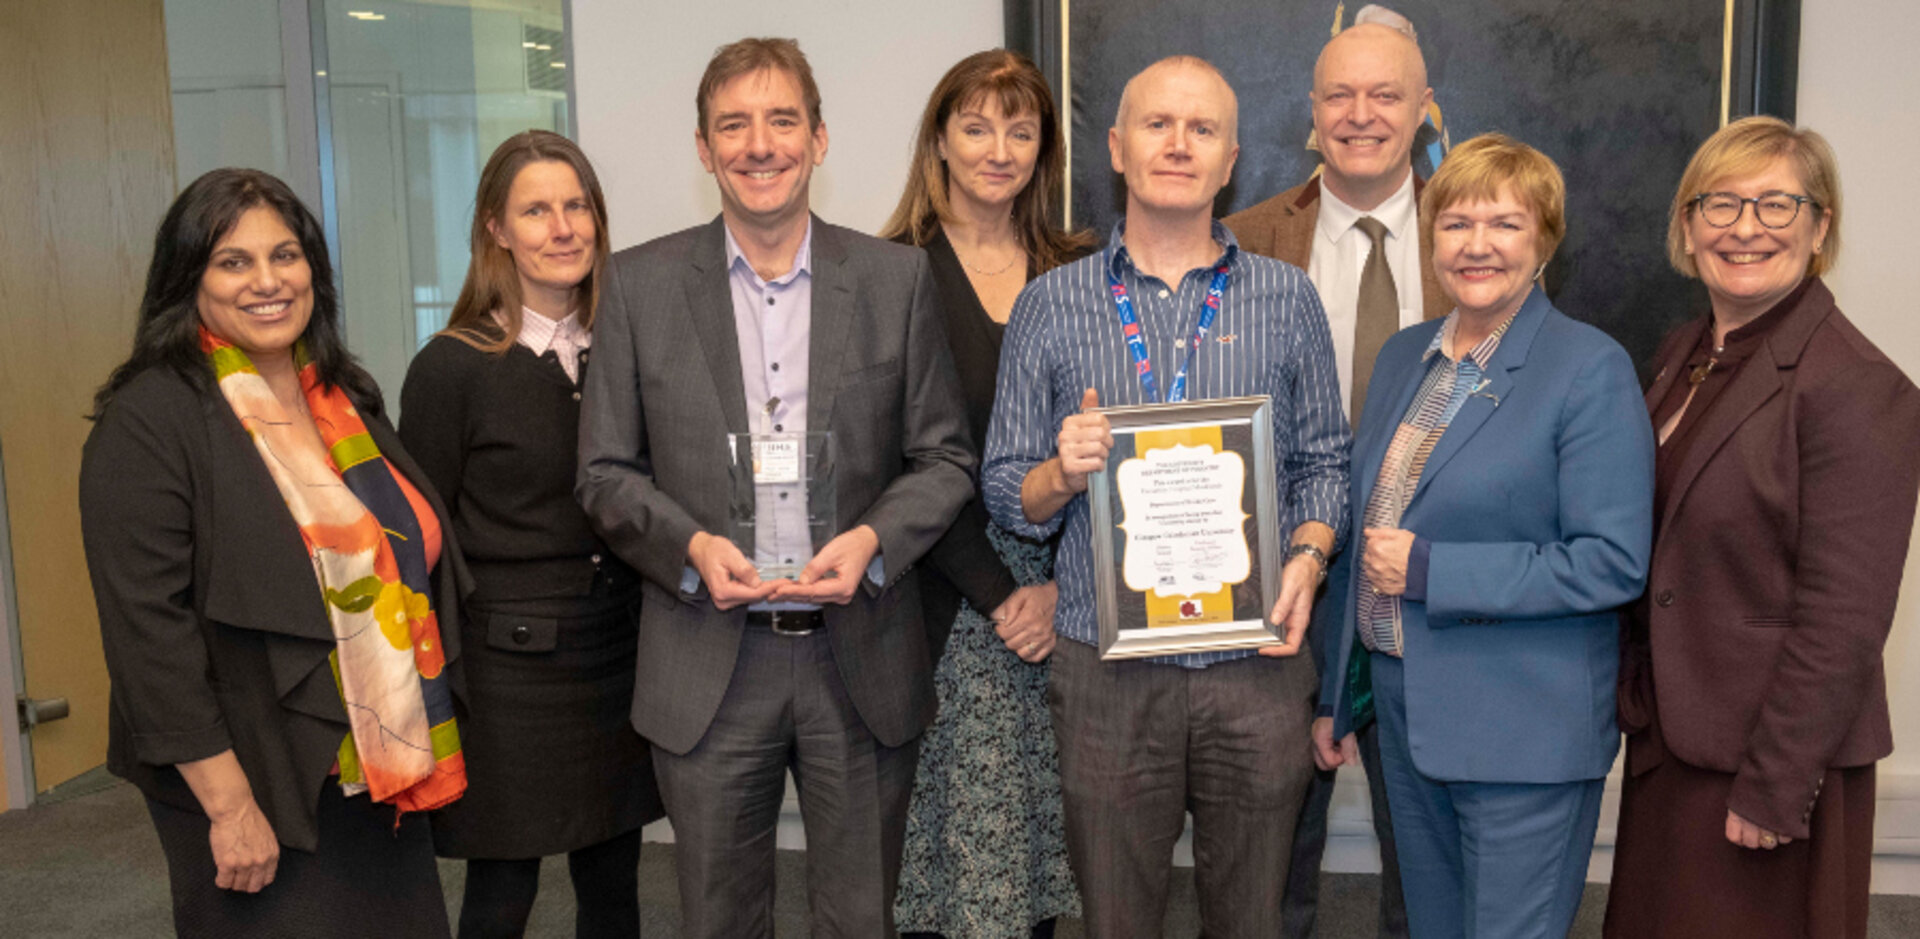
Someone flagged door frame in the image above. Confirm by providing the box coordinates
[1,438,36,811]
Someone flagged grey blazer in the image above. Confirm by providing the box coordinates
[577,216,974,754]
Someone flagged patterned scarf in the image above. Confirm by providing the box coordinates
[202,329,465,813]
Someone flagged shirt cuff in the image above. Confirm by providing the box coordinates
[1403,536,1431,603]
[866,553,885,587]
[678,566,701,597]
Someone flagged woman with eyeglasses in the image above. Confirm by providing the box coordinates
[1604,116,1920,939]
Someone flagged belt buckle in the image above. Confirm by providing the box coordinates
[768,610,817,637]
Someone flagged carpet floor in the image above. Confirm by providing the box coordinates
[3,774,1917,937]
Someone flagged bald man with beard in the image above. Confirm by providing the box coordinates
[983,57,1349,936]
[1224,24,1449,938]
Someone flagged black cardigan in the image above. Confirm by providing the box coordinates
[398,334,632,606]
[907,229,1059,651]
[79,366,469,852]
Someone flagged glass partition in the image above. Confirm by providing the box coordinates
[165,0,292,183]
[165,0,572,410]
[319,0,570,404]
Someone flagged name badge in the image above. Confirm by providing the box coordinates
[752,437,802,484]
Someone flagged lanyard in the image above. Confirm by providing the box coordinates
[1107,258,1232,404]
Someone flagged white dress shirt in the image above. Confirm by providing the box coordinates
[1306,171,1429,419]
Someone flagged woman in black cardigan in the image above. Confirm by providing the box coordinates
[81,168,466,937]
[879,51,1095,939]
[399,130,660,939]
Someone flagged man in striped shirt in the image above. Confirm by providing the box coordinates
[982,55,1351,936]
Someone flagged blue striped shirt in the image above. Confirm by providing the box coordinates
[983,221,1352,668]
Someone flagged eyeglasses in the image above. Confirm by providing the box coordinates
[1690,191,1819,229]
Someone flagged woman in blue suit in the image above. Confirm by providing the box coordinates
[1313,134,1654,939]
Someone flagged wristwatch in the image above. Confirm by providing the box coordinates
[1286,542,1329,583]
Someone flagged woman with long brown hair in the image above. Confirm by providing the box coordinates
[881,50,1092,939]
[399,130,661,938]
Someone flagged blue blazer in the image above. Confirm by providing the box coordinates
[1321,288,1654,784]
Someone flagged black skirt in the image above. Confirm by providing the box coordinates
[430,593,664,859]
[148,784,449,938]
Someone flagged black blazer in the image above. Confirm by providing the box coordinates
[79,366,469,852]
[907,230,1019,652]
[908,230,1095,652]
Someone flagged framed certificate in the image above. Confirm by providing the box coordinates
[1087,396,1283,660]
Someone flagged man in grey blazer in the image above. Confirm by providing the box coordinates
[576,38,973,938]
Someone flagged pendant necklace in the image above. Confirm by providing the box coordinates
[958,244,1020,277]
[1688,344,1726,386]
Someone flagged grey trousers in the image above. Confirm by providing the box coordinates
[1048,638,1318,939]
[651,626,919,938]
[1282,719,1409,938]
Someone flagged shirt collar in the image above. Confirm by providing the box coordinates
[1423,308,1517,370]
[1105,218,1240,281]
[1315,170,1417,246]
[499,306,588,352]
[724,217,814,287]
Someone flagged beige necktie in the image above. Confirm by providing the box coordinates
[1350,217,1399,427]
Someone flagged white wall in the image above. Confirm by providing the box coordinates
[1799,0,1920,889]
[570,0,1004,249]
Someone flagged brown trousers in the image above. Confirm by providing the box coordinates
[1048,639,1318,939]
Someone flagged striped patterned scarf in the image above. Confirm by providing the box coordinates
[1356,311,1514,657]
[202,329,465,813]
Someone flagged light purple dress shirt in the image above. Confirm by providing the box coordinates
[676,221,886,607]
[724,223,816,611]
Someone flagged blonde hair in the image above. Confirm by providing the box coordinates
[1421,132,1566,261]
[441,130,610,354]
[1666,115,1840,278]
[880,49,1092,272]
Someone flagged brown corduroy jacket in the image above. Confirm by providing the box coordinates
[1221,175,1452,322]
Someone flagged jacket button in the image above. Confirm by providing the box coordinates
[511,625,531,645]
[1655,590,1674,607]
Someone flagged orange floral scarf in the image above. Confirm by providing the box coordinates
[203,329,465,813]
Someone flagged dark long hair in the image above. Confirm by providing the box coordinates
[880,49,1093,272]
[91,168,376,418]
[440,130,611,354]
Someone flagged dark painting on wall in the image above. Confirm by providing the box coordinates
[1037,0,1780,372]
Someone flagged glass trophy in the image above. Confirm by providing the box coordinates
[727,430,835,580]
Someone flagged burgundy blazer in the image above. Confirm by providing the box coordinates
[1221,175,1452,322]
[1633,278,1920,838]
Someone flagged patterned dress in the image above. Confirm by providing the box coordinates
[894,524,1080,937]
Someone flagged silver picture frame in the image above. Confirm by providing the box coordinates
[1088,396,1283,660]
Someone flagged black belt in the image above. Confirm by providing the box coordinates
[746,609,825,636]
